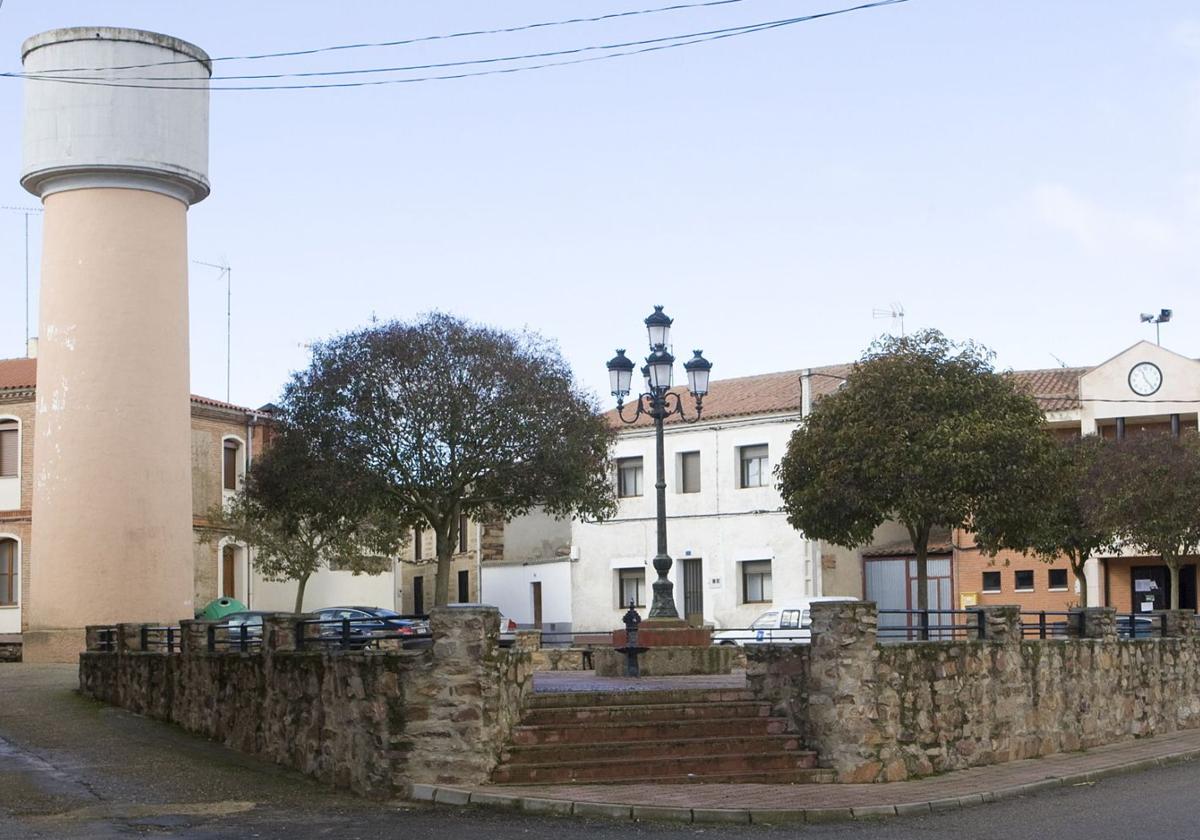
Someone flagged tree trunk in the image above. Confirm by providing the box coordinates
[1168,556,1181,611]
[433,522,453,607]
[909,523,931,612]
[293,571,311,614]
[1070,551,1088,609]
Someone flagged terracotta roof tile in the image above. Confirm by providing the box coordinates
[1007,366,1090,411]
[861,529,954,558]
[0,357,255,412]
[604,364,851,429]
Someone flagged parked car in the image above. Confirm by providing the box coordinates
[711,597,858,646]
[1117,615,1157,639]
[214,610,272,647]
[315,606,429,648]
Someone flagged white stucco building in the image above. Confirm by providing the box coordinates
[569,367,859,632]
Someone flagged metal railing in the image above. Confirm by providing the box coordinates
[206,621,263,653]
[1117,613,1167,640]
[294,613,431,652]
[139,625,182,653]
[877,609,985,642]
[1019,611,1081,639]
[94,626,118,653]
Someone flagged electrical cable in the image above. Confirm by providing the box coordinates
[10,0,768,74]
[3,0,909,91]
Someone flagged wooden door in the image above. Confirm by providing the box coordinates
[531,582,543,628]
[682,558,704,626]
[222,545,236,598]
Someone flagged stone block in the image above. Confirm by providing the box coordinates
[572,801,633,820]
[631,805,692,823]
[691,808,750,825]
[520,797,573,815]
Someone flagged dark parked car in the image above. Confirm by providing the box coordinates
[315,606,430,649]
[212,610,272,649]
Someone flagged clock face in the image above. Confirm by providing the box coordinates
[1128,362,1163,397]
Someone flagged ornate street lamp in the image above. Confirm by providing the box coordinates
[606,306,712,620]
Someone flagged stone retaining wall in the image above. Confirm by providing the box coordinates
[749,601,1200,783]
[78,606,531,797]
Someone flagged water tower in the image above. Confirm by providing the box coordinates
[20,28,211,661]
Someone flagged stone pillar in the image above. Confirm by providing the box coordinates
[514,630,542,653]
[180,620,210,656]
[263,614,308,653]
[1076,608,1118,641]
[807,601,882,783]
[116,623,147,653]
[969,605,1022,643]
[430,604,498,663]
[1157,610,1197,639]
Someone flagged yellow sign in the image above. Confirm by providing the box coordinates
[960,591,979,609]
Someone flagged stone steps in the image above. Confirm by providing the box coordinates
[492,748,820,784]
[502,733,804,764]
[523,700,769,726]
[492,687,828,785]
[528,688,753,709]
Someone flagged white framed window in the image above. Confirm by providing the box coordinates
[617,457,644,498]
[617,567,645,608]
[0,538,16,607]
[981,571,1001,593]
[222,436,245,494]
[739,444,769,488]
[1014,570,1035,592]
[678,451,701,494]
[0,420,17,479]
[741,560,772,603]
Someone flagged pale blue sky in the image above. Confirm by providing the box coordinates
[1,1,1198,408]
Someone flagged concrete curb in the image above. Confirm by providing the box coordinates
[402,748,1200,824]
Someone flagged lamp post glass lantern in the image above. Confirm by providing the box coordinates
[606,306,711,620]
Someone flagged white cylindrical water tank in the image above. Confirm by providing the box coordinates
[21,28,211,661]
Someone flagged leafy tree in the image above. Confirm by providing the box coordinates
[1089,431,1200,611]
[203,429,408,613]
[973,434,1112,607]
[280,313,617,607]
[776,330,1050,610]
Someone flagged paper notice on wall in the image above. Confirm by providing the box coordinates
[1140,602,1155,612]
[1135,579,1154,592]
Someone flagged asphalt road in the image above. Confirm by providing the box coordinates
[3,664,1200,839]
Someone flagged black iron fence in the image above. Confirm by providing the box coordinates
[1116,613,1167,639]
[293,613,431,652]
[139,625,181,653]
[1019,611,1081,639]
[206,621,262,653]
[877,608,984,642]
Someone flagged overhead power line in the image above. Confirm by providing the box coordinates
[10,0,762,75]
[2,0,910,91]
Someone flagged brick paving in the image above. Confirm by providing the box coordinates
[532,671,746,693]
[436,727,1200,821]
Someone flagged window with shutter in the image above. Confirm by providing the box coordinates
[0,539,14,606]
[0,423,17,478]
[223,441,239,491]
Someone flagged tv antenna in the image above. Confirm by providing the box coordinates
[1139,308,1172,346]
[2,205,43,357]
[1049,353,1069,368]
[872,302,905,337]
[193,259,232,402]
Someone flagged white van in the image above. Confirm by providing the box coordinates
[711,597,857,646]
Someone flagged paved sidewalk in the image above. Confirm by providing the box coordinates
[414,727,1200,824]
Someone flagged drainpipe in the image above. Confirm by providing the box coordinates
[244,411,255,608]
[799,370,818,596]
[1116,417,1126,441]
[1171,413,1181,438]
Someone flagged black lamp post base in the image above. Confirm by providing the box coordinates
[647,577,680,621]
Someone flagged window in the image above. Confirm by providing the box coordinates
[458,514,468,553]
[1014,570,1035,592]
[618,568,645,608]
[982,571,1001,593]
[414,528,423,560]
[617,457,643,497]
[750,611,779,629]
[780,609,802,629]
[0,539,14,606]
[0,422,16,478]
[679,451,701,494]
[222,440,240,491]
[412,576,424,615]
[739,445,769,488]
[742,560,773,603]
[1048,568,1069,591]
[457,570,470,603]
